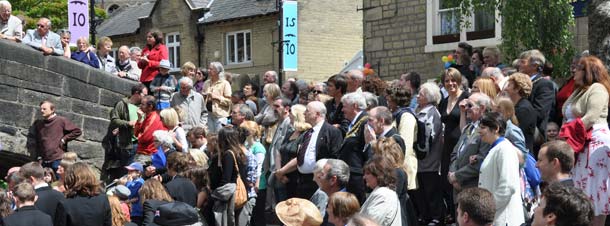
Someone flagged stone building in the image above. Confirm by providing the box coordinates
[363,0,589,81]
[97,0,209,71]
[199,0,363,83]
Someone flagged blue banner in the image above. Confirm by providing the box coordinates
[282,1,298,71]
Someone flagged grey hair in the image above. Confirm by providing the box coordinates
[482,67,503,80]
[519,49,546,69]
[315,82,327,93]
[307,101,327,116]
[0,1,10,9]
[265,70,278,82]
[209,61,225,79]
[341,92,367,110]
[41,17,52,27]
[234,104,254,120]
[419,82,442,105]
[179,76,194,88]
[313,159,328,174]
[472,92,493,111]
[129,46,142,54]
[362,92,378,109]
[295,79,309,91]
[371,106,393,125]
[348,69,364,81]
[153,130,174,148]
[325,159,350,188]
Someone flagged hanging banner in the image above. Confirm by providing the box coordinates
[68,0,89,44]
[282,0,298,71]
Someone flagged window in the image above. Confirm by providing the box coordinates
[425,0,502,52]
[109,48,117,59]
[226,30,252,65]
[166,32,181,69]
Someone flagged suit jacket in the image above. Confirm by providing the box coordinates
[58,194,111,226]
[22,29,64,56]
[364,128,405,156]
[360,187,403,226]
[35,186,65,226]
[450,123,491,188]
[315,121,343,160]
[529,77,556,140]
[142,200,170,226]
[3,206,53,226]
[339,112,369,175]
[514,98,536,152]
[165,176,198,207]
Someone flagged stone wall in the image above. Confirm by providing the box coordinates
[363,0,447,81]
[0,40,138,173]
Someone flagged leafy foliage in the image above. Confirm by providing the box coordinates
[11,0,106,31]
[446,0,575,77]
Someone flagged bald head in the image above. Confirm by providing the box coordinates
[306,101,327,125]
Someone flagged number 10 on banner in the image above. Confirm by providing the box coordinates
[282,1,298,72]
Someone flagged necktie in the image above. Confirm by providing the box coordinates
[457,123,474,156]
[297,129,313,166]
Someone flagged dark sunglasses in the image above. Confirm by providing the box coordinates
[312,90,323,94]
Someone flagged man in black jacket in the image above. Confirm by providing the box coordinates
[4,183,53,226]
[338,92,370,204]
[275,101,343,199]
[19,162,64,226]
[519,49,555,155]
[164,152,198,207]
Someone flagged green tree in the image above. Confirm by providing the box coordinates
[446,0,575,77]
[12,0,106,31]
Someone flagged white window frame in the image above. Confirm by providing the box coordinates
[109,48,117,59]
[225,30,252,65]
[166,32,181,70]
[425,0,502,53]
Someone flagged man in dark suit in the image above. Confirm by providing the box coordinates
[364,106,406,152]
[449,93,492,192]
[338,92,370,203]
[4,183,53,226]
[536,140,574,187]
[519,49,555,154]
[275,101,343,199]
[19,162,64,226]
[164,152,198,207]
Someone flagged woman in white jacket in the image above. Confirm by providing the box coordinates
[360,156,402,226]
[477,112,524,226]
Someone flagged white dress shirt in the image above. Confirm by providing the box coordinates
[298,120,324,174]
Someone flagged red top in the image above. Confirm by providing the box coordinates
[558,117,591,154]
[134,111,167,155]
[138,44,169,83]
[556,77,575,118]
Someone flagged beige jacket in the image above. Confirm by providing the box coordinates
[563,83,609,128]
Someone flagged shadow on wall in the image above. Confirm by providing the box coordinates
[0,40,139,171]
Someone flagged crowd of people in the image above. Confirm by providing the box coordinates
[2,1,610,226]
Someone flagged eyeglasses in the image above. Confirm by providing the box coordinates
[312,90,323,94]
[37,24,46,28]
[465,103,474,109]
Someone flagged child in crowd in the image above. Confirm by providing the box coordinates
[150,59,177,110]
[119,162,145,225]
[546,121,559,141]
[42,167,56,185]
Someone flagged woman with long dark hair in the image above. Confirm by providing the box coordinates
[61,162,112,226]
[138,28,169,90]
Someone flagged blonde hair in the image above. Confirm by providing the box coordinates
[160,108,179,128]
[291,104,312,132]
[108,195,128,226]
[96,36,113,49]
[62,152,78,162]
[188,151,209,169]
[181,61,197,76]
[263,83,281,100]
[507,72,532,97]
[371,137,407,172]
[494,97,519,125]
[240,120,262,142]
[474,76,498,98]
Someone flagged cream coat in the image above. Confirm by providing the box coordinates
[360,187,403,226]
[478,139,524,226]
[394,112,418,190]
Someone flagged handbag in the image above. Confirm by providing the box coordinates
[228,150,248,209]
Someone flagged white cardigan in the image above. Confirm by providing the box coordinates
[478,139,524,226]
[360,187,402,226]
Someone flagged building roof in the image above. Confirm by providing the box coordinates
[97,2,155,37]
[199,0,278,24]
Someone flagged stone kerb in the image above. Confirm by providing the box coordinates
[0,40,139,169]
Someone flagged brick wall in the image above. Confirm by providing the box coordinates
[286,0,363,82]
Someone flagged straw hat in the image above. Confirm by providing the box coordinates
[276,198,323,226]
